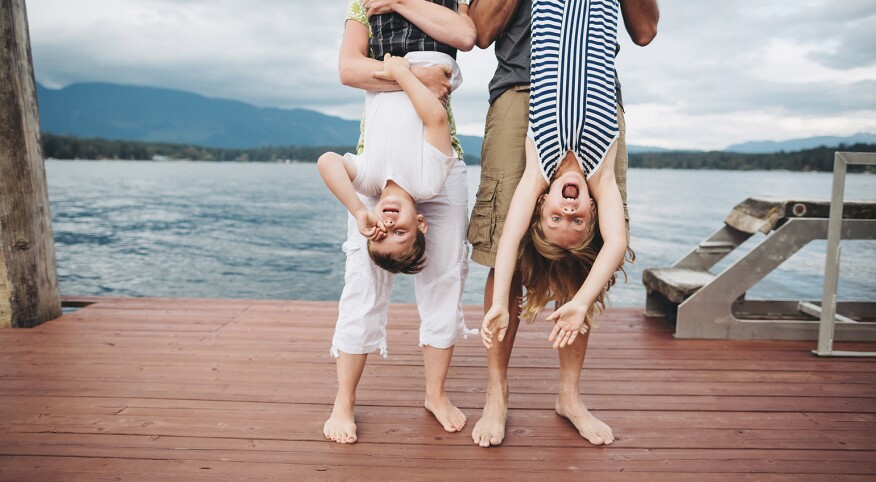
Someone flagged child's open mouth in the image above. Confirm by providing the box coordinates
[562,183,579,200]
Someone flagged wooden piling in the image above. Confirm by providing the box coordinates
[0,0,61,328]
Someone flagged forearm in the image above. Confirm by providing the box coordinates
[339,20,398,91]
[491,168,543,306]
[394,68,449,139]
[619,0,659,46]
[392,0,476,51]
[317,153,367,218]
[570,189,626,308]
[469,0,521,48]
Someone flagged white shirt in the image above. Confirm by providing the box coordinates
[349,52,462,202]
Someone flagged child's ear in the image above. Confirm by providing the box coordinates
[417,214,428,234]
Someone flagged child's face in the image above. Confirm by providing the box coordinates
[539,170,594,249]
[372,194,426,257]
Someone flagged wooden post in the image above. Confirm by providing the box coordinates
[0,0,61,328]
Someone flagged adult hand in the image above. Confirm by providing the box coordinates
[546,301,589,349]
[481,303,510,349]
[411,64,452,102]
[364,0,402,16]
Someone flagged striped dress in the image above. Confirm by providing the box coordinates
[529,0,619,182]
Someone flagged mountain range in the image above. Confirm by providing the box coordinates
[36,82,872,156]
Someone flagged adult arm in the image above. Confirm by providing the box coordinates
[619,0,659,46]
[339,19,452,98]
[546,145,627,348]
[467,0,523,49]
[366,0,476,51]
[482,140,546,348]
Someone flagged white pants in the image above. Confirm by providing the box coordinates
[331,159,473,357]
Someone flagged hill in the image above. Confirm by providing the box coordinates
[725,133,876,153]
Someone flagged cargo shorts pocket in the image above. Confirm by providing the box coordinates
[467,169,500,250]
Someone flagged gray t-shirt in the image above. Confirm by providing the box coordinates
[487,0,531,105]
[487,0,623,109]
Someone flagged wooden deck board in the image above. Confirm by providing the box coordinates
[1,297,875,479]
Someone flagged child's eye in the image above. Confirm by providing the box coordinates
[395,230,404,236]
[574,218,583,225]
[551,216,560,222]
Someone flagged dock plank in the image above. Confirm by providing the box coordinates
[1,297,875,479]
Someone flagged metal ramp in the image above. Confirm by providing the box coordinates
[642,189,876,341]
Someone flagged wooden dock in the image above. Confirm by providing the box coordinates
[1,297,875,480]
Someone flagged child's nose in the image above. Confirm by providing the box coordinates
[563,206,576,214]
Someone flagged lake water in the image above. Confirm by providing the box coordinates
[46,160,875,307]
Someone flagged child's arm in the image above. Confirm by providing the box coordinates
[365,0,476,51]
[317,152,386,241]
[546,144,627,348]
[373,54,452,156]
[481,139,547,348]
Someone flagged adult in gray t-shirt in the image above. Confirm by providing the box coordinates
[467,0,659,448]
[486,0,531,106]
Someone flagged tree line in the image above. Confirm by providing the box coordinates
[628,143,875,172]
[42,133,874,172]
[42,134,355,164]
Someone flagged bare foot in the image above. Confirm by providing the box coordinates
[471,387,508,447]
[555,394,614,445]
[425,394,466,432]
[323,398,357,444]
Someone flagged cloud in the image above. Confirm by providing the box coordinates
[25,0,876,150]
[615,0,876,148]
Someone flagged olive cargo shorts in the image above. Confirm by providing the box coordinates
[468,85,629,268]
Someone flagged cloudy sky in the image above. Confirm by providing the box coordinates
[26,0,876,150]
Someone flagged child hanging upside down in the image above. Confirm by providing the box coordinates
[479,0,631,446]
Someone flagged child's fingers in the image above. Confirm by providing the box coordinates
[480,329,492,349]
[552,329,564,349]
[548,322,560,342]
[546,310,559,322]
[559,329,573,348]
[481,320,493,337]
[568,330,578,346]
[497,326,507,342]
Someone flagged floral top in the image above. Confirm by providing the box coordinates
[346,0,464,159]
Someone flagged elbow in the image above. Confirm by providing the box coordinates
[475,32,495,50]
[338,66,356,88]
[474,25,499,49]
[631,26,657,46]
[426,112,450,130]
[316,152,335,174]
[458,29,477,52]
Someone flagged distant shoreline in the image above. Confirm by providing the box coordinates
[42,134,875,172]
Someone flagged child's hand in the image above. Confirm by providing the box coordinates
[546,301,589,349]
[481,303,510,349]
[354,208,386,241]
[372,53,411,82]
[363,0,400,16]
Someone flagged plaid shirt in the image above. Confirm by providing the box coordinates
[369,0,459,60]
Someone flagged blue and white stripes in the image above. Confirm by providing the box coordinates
[530,0,619,182]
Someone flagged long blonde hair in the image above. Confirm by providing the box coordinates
[517,195,632,329]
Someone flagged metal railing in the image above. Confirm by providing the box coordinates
[813,152,876,357]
